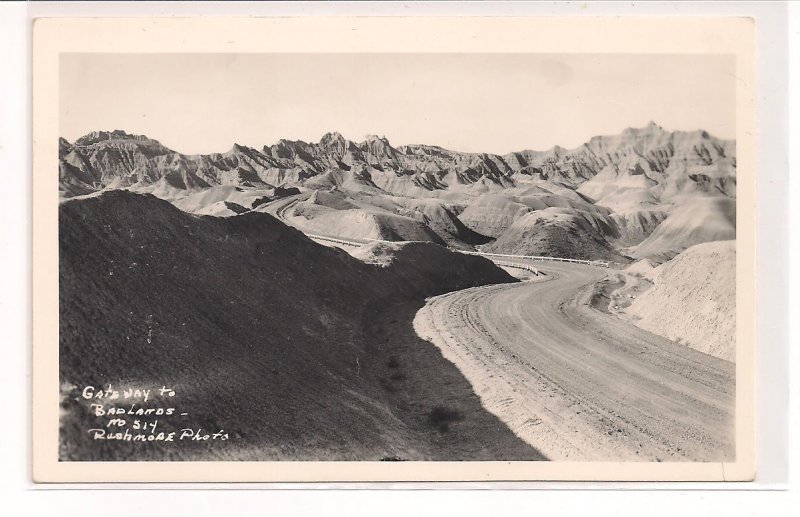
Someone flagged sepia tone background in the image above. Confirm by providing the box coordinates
[59,53,736,156]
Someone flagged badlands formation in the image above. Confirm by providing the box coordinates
[624,241,737,361]
[58,123,737,460]
[59,122,735,262]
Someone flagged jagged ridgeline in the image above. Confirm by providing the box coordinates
[59,123,736,262]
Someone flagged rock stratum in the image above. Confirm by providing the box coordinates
[60,122,736,262]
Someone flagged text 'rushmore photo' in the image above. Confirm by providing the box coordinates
[55,52,738,465]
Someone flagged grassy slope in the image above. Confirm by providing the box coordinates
[59,191,542,461]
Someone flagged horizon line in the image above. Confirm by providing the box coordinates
[60,121,735,157]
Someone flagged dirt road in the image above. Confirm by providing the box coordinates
[262,194,373,246]
[413,262,735,461]
[259,193,308,227]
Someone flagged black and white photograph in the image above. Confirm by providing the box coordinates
[29,15,761,483]
[55,51,739,463]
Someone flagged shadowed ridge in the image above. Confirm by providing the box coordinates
[59,190,542,461]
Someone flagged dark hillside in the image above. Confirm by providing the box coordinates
[59,191,540,461]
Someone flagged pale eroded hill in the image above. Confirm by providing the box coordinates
[624,241,736,361]
[628,198,736,262]
[483,207,630,263]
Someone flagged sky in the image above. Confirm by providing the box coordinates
[60,53,736,155]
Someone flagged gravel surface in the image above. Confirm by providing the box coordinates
[414,261,735,461]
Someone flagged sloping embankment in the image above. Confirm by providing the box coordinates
[59,190,542,461]
[625,240,736,361]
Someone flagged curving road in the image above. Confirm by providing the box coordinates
[259,193,310,231]
[413,261,735,462]
[262,194,374,246]
[264,194,735,461]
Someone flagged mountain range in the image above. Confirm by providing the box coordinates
[59,122,737,262]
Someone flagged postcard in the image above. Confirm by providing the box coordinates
[32,15,756,482]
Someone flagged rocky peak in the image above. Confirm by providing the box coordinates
[359,134,397,159]
[319,131,347,147]
[363,134,390,145]
[621,121,667,138]
[317,131,360,160]
[276,138,304,147]
[74,130,152,146]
